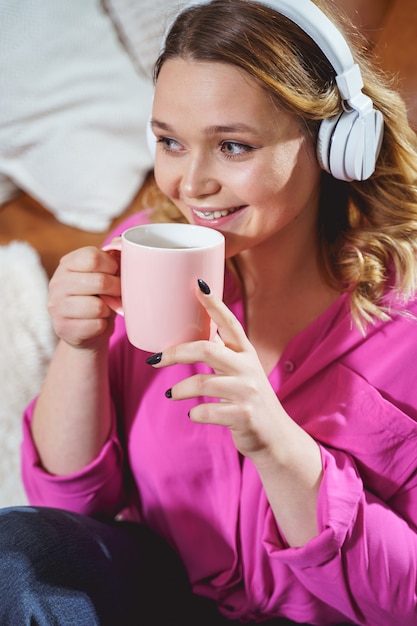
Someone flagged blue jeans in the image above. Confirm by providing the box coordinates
[0,506,318,625]
[0,506,216,625]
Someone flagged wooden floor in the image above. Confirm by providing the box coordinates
[0,171,156,278]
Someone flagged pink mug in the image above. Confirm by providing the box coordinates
[103,222,225,353]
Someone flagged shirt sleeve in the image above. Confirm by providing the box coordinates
[262,366,417,625]
[21,397,127,518]
[20,210,153,516]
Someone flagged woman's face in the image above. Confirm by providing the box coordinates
[152,59,322,258]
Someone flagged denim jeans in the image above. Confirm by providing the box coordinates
[0,506,215,625]
[0,506,318,625]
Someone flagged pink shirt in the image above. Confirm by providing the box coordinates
[22,211,417,625]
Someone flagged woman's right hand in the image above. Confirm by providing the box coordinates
[32,245,120,475]
[47,246,121,350]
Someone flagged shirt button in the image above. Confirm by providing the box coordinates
[284,360,295,373]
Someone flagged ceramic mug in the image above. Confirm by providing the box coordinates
[103,222,225,353]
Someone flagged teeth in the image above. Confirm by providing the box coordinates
[195,208,238,220]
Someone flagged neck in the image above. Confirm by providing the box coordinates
[234,217,323,299]
[232,228,339,373]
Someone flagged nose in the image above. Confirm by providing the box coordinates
[180,153,220,199]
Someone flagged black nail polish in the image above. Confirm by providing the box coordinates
[197,279,211,294]
[165,388,172,399]
[146,352,162,365]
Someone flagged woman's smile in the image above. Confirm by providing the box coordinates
[191,204,247,224]
[193,206,243,220]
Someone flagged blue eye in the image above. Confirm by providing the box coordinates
[221,141,253,158]
[157,137,183,153]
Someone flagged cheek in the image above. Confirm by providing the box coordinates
[154,156,178,200]
[268,139,320,202]
[237,140,309,205]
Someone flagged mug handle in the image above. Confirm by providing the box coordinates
[101,238,124,315]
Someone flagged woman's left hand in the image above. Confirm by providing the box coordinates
[147,279,290,464]
[147,279,323,545]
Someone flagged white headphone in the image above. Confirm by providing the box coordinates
[148,0,384,181]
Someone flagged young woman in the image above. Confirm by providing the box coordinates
[2,1,417,624]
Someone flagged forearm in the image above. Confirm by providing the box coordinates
[32,339,113,476]
[270,447,417,625]
[253,417,323,547]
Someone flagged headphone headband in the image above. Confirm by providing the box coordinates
[163,0,354,83]
[259,0,354,77]
[154,0,384,181]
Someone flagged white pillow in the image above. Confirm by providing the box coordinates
[103,0,177,79]
[0,0,154,232]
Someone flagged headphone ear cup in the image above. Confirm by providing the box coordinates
[316,114,341,176]
[317,110,363,182]
[317,109,384,181]
[342,111,367,181]
[344,108,384,181]
[146,116,156,160]
[328,110,358,181]
[318,111,357,181]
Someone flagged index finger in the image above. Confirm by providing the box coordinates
[196,279,250,353]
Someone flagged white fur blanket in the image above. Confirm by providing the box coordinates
[0,241,56,506]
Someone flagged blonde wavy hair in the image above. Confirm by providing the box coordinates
[149,0,417,330]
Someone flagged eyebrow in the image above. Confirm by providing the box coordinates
[151,120,260,136]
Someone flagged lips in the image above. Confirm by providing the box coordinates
[193,206,243,220]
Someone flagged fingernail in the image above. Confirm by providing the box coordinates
[146,352,162,365]
[197,279,211,294]
[165,388,172,399]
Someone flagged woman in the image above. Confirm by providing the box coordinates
[3,1,417,624]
